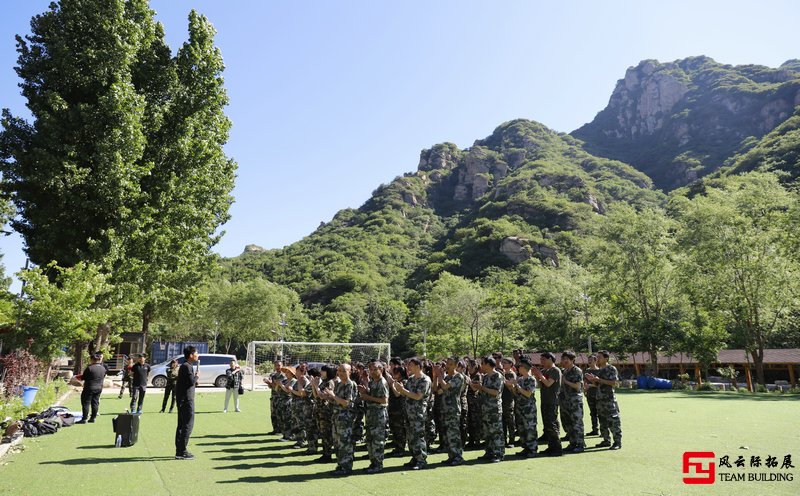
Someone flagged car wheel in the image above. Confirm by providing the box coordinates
[152,375,167,388]
[214,375,228,388]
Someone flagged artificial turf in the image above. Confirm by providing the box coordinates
[0,389,798,495]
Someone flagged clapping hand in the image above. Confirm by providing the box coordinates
[357,384,368,395]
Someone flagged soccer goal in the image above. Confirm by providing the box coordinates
[245,340,392,390]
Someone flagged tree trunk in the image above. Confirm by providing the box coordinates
[649,344,659,376]
[72,340,85,375]
[141,309,151,357]
[95,322,111,352]
[750,348,765,386]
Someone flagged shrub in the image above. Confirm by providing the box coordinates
[696,383,716,391]
[0,377,65,421]
[787,387,800,395]
[755,384,768,393]
[0,347,42,398]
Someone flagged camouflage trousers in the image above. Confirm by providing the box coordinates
[442,408,463,459]
[482,408,504,457]
[560,395,585,448]
[426,401,437,448]
[303,401,318,452]
[334,411,355,470]
[405,409,428,463]
[502,398,515,444]
[540,402,561,451]
[460,396,468,444]
[514,402,538,452]
[270,392,279,431]
[279,398,293,438]
[365,407,388,467]
[291,400,305,443]
[388,408,406,450]
[316,408,334,457]
[353,402,364,442]
[598,398,622,443]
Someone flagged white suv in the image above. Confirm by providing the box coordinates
[148,353,238,388]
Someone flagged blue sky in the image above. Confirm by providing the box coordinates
[1,0,799,291]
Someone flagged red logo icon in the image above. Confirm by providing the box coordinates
[683,451,716,484]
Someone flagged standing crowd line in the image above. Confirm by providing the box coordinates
[263,350,623,475]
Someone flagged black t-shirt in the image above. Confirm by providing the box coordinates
[131,362,151,388]
[82,363,107,393]
[176,361,196,402]
[540,366,561,405]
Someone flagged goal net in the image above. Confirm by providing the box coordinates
[245,340,392,390]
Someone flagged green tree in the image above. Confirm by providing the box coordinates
[589,204,685,373]
[16,262,137,371]
[674,172,800,386]
[0,1,236,353]
[416,272,494,358]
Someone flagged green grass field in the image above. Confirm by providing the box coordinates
[1,389,798,495]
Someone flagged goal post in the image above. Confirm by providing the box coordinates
[246,340,392,391]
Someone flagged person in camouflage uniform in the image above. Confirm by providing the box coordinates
[311,365,336,462]
[351,362,367,443]
[433,357,465,465]
[532,352,562,456]
[289,364,308,448]
[278,366,297,441]
[264,361,285,434]
[465,359,483,449]
[583,354,600,436]
[321,363,358,475]
[456,360,469,445]
[391,357,431,470]
[559,351,585,453]
[359,361,390,474]
[510,357,538,457]
[472,356,504,462]
[500,357,517,448]
[387,364,408,456]
[431,363,446,453]
[586,350,622,450]
[423,360,437,451]
[302,367,320,454]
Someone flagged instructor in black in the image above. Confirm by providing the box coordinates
[130,354,151,414]
[77,352,106,424]
[175,346,198,460]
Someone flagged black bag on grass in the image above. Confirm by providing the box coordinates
[112,413,139,447]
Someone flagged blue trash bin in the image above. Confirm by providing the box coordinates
[21,386,39,406]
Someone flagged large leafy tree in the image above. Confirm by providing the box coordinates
[416,272,494,358]
[588,204,686,373]
[0,1,236,351]
[674,172,800,385]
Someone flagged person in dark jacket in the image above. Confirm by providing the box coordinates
[160,359,179,413]
[130,354,151,414]
[175,346,199,460]
[77,352,107,424]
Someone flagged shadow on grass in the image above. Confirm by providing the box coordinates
[40,456,175,465]
[195,433,270,439]
[205,445,296,454]
[618,389,800,401]
[195,438,279,446]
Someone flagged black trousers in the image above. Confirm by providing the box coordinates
[541,402,562,452]
[175,398,195,455]
[161,383,176,412]
[81,390,101,420]
[586,389,599,430]
[130,386,146,412]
